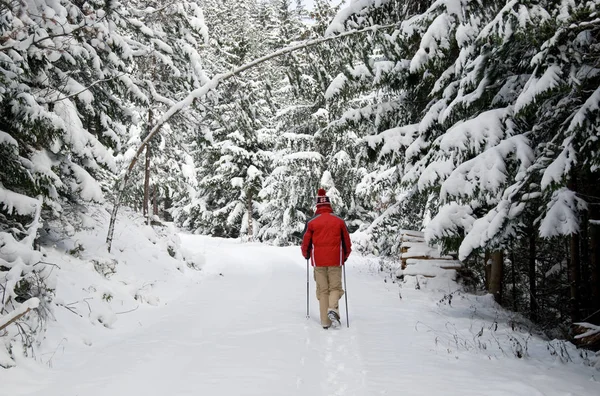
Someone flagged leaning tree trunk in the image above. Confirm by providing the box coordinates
[489,250,504,304]
[105,23,401,252]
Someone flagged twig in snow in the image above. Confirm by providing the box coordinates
[116,305,139,315]
[56,303,82,317]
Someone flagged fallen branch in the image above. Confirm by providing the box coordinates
[0,298,39,332]
[56,303,82,318]
[116,305,139,315]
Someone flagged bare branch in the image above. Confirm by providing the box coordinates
[0,308,32,332]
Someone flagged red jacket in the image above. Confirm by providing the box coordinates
[301,205,352,266]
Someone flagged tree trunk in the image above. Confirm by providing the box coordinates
[247,191,253,241]
[143,107,154,224]
[569,232,582,322]
[511,247,517,312]
[163,189,173,222]
[568,175,582,323]
[580,205,591,317]
[489,250,504,304]
[152,185,158,217]
[143,144,151,223]
[590,204,600,322]
[484,250,492,290]
[529,231,537,321]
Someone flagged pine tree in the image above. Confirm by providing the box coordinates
[176,0,279,239]
[0,0,210,364]
[322,0,600,329]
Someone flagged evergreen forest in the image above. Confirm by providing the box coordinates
[1,0,600,356]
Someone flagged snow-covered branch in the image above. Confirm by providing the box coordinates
[0,298,39,332]
[106,22,400,251]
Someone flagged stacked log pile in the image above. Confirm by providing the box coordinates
[398,230,462,278]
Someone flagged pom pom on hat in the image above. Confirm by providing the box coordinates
[316,188,331,206]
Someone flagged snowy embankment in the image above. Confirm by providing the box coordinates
[1,212,599,395]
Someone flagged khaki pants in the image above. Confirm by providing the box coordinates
[314,266,344,326]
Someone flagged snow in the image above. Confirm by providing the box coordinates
[247,164,262,180]
[1,216,599,394]
[425,202,475,243]
[575,323,600,340]
[181,153,198,187]
[514,65,563,113]
[0,187,40,216]
[410,13,454,73]
[459,202,512,260]
[439,108,508,153]
[541,140,574,189]
[326,0,392,36]
[478,0,520,41]
[539,188,588,238]
[68,163,105,202]
[52,99,117,172]
[364,124,418,157]
[325,73,348,99]
[441,135,534,200]
[0,298,40,330]
[568,85,600,132]
[63,77,94,105]
[284,151,324,162]
[0,130,18,146]
[400,261,457,278]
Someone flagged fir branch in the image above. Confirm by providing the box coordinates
[40,74,127,104]
[106,22,401,250]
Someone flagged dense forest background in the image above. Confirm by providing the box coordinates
[1,0,599,356]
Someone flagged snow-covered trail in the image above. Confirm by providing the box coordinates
[6,235,600,396]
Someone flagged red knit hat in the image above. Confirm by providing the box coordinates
[316,188,331,206]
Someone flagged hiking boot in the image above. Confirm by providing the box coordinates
[327,309,341,328]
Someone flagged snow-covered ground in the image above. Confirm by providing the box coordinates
[1,215,599,395]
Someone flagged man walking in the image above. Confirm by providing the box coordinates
[301,188,352,329]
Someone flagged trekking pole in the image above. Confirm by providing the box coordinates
[306,258,310,319]
[343,262,349,328]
